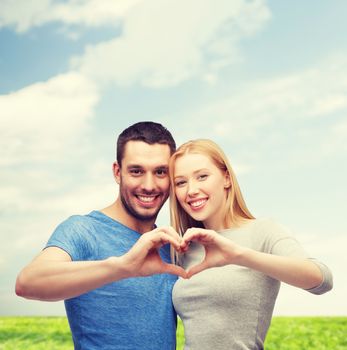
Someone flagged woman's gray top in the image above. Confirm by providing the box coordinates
[172,219,333,350]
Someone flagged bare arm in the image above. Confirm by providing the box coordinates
[15,247,124,301]
[181,228,323,290]
[16,227,186,301]
[235,248,323,289]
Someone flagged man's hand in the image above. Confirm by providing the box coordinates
[119,227,187,279]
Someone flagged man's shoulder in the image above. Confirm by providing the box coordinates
[59,211,140,240]
[60,212,96,227]
[51,212,104,238]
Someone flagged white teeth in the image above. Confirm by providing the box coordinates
[138,196,156,202]
[190,199,206,207]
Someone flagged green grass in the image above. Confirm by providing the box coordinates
[0,317,72,350]
[265,317,347,350]
[0,316,346,349]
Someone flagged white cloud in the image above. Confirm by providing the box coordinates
[0,165,116,276]
[3,181,117,252]
[0,71,99,166]
[0,71,104,274]
[169,53,347,150]
[50,0,143,27]
[71,0,270,87]
[320,118,347,157]
[46,182,117,215]
[1,1,271,87]
[309,94,347,116]
[0,0,143,32]
[0,168,115,215]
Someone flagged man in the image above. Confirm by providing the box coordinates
[16,121,185,350]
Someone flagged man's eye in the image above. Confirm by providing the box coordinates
[156,169,168,177]
[130,169,142,175]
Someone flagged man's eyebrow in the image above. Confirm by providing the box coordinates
[126,165,168,170]
[155,165,169,170]
[127,164,143,169]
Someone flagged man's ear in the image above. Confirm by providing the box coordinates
[113,162,121,184]
[224,171,231,189]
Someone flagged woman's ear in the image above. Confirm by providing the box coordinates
[113,162,121,184]
[224,172,231,189]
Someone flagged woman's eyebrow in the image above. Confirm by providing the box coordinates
[174,168,209,178]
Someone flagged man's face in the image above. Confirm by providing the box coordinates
[114,141,171,222]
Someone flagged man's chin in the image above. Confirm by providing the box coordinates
[120,195,165,222]
[136,208,161,221]
[128,205,161,222]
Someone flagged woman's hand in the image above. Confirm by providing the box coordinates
[181,227,324,289]
[181,228,244,278]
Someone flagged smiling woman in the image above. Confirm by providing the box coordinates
[169,139,333,350]
[173,152,235,230]
[170,139,254,233]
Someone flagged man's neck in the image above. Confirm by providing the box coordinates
[100,200,156,234]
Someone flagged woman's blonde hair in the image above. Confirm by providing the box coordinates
[169,139,254,236]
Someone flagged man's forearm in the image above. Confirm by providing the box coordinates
[15,257,126,301]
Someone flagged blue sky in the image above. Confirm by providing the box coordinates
[1,0,346,316]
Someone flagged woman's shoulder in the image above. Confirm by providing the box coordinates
[237,217,292,242]
[247,217,291,234]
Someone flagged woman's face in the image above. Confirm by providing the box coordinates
[173,152,230,230]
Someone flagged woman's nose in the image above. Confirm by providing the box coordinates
[187,181,199,196]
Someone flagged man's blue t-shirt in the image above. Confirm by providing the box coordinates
[46,211,177,350]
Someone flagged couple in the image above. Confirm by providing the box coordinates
[16,121,333,350]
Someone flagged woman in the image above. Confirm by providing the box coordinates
[169,139,333,350]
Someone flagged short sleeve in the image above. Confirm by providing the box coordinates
[45,215,93,261]
[257,219,309,258]
[259,219,333,295]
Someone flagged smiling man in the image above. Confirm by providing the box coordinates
[15,121,185,350]
[110,139,172,225]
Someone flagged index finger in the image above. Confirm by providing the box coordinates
[156,226,182,240]
[148,231,182,251]
[182,230,213,246]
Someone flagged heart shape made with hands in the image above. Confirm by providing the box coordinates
[137,226,238,279]
[162,227,237,279]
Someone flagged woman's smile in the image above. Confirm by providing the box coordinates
[187,198,208,210]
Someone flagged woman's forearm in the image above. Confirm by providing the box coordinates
[234,248,323,289]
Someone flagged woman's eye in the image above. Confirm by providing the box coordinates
[198,174,208,180]
[175,180,186,187]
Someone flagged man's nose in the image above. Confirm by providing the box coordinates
[141,173,156,192]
